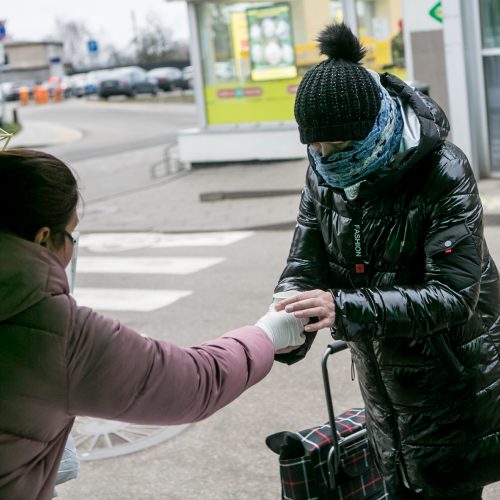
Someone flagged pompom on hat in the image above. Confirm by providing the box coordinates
[294,23,382,144]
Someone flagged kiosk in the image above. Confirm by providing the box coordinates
[175,0,337,165]
[173,0,410,165]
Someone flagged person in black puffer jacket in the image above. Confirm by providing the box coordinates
[273,23,500,499]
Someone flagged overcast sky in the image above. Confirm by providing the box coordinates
[1,0,189,50]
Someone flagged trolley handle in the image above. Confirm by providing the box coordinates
[321,340,348,487]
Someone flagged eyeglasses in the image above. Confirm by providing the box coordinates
[61,230,79,246]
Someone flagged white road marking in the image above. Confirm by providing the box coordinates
[72,288,192,312]
[78,231,254,252]
[76,256,224,274]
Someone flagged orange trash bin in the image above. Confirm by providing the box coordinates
[19,86,30,105]
[53,86,63,103]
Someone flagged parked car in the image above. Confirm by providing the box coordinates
[182,66,194,89]
[0,82,17,101]
[68,73,88,98]
[98,66,158,99]
[1,80,35,101]
[148,67,187,91]
[86,69,113,95]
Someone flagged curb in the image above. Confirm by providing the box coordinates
[8,120,83,150]
[199,189,302,202]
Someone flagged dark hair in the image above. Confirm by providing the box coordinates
[0,149,79,243]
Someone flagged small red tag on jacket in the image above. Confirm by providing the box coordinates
[355,263,365,273]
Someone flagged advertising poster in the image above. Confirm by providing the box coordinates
[246,3,297,81]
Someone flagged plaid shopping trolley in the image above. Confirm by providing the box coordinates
[266,341,389,500]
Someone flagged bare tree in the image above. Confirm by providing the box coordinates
[48,13,188,71]
[102,45,135,67]
[135,12,189,64]
[50,19,94,70]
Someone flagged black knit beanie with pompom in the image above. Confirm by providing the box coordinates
[294,23,382,144]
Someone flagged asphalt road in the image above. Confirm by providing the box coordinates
[13,97,197,202]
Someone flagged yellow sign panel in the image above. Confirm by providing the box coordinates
[230,12,249,80]
[251,66,298,80]
[205,78,301,125]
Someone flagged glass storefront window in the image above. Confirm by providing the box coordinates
[480,0,500,49]
[199,1,313,85]
[197,0,323,126]
[351,0,407,80]
[196,0,407,127]
[483,56,500,170]
[329,1,344,22]
[480,1,500,170]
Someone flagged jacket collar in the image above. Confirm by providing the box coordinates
[0,231,69,322]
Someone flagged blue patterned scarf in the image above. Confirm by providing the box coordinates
[309,76,403,190]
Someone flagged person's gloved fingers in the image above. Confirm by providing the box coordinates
[273,313,305,350]
[271,303,308,326]
[256,310,283,347]
[256,308,305,351]
[290,320,307,344]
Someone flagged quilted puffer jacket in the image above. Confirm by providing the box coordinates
[0,232,274,500]
[276,74,500,497]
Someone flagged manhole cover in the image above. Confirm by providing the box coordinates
[73,417,189,461]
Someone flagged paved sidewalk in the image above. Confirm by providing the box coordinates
[8,119,83,149]
[8,118,500,236]
[80,159,306,233]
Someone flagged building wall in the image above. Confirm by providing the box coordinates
[411,30,450,119]
[3,42,64,83]
[6,43,63,68]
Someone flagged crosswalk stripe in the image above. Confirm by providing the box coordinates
[72,288,192,312]
[76,256,224,274]
[78,231,254,252]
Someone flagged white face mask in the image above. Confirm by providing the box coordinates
[65,231,80,293]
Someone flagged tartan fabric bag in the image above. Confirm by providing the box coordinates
[266,408,388,500]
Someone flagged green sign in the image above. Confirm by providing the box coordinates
[429,2,443,23]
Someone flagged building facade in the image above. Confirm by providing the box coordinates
[3,41,65,84]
